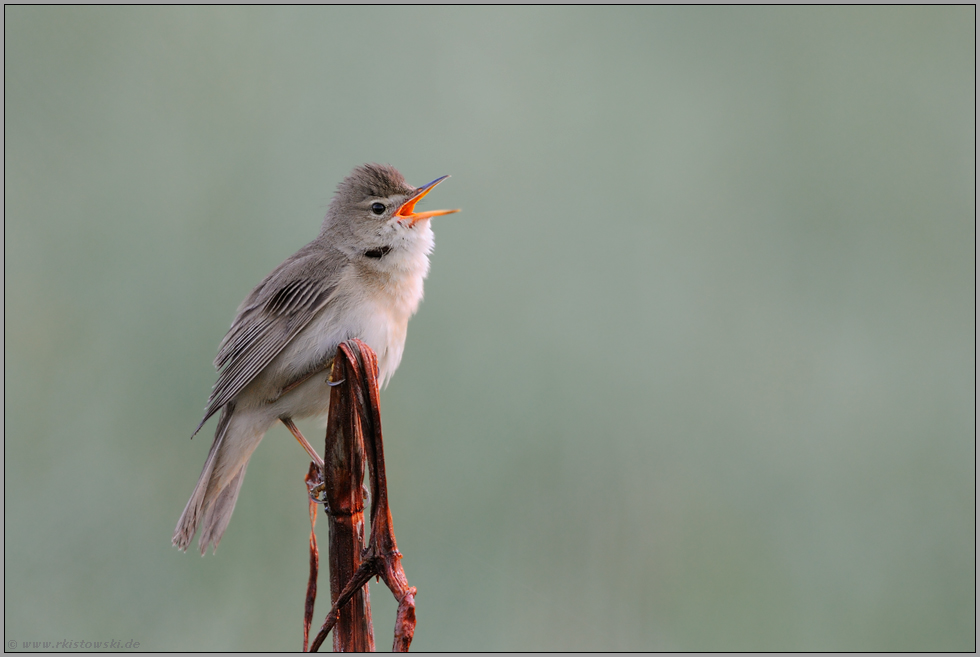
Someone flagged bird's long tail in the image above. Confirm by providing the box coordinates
[172,403,266,555]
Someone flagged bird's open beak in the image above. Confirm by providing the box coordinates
[396,175,460,225]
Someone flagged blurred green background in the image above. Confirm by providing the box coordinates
[4,6,974,651]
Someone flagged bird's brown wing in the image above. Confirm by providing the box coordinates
[193,249,344,435]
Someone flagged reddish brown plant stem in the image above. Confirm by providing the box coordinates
[307,339,416,652]
[320,342,373,652]
[303,463,321,652]
[350,342,417,652]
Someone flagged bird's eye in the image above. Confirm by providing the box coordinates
[371,202,386,215]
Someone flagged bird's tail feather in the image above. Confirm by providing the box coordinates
[173,403,263,555]
[197,461,248,555]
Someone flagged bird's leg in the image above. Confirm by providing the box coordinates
[281,417,324,469]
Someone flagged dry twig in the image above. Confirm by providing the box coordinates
[305,339,417,652]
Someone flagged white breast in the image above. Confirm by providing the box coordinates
[248,226,433,420]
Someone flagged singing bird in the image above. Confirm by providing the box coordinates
[173,164,459,555]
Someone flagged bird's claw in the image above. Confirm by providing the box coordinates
[307,481,330,511]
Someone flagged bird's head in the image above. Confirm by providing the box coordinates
[323,163,459,265]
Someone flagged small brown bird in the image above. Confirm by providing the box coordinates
[173,164,459,555]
